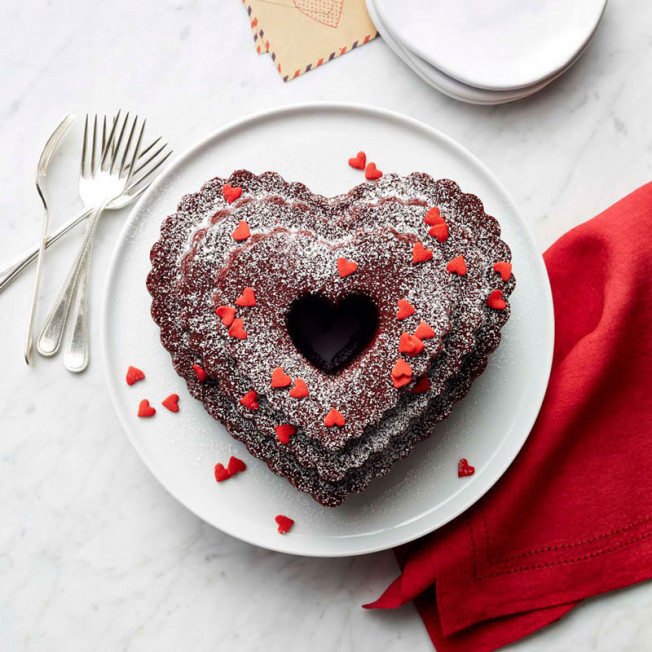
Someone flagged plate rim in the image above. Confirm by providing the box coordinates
[100,102,554,557]
[366,0,598,105]
[372,0,607,92]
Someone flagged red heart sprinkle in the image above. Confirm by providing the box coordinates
[365,162,382,180]
[396,299,415,320]
[240,390,259,410]
[398,332,414,354]
[216,305,236,327]
[391,358,413,388]
[414,321,435,340]
[137,399,156,418]
[289,378,309,399]
[227,456,247,475]
[271,367,292,388]
[424,207,444,226]
[348,151,366,169]
[192,364,207,382]
[337,257,358,278]
[236,287,256,307]
[398,332,425,357]
[458,458,475,477]
[214,463,230,482]
[162,394,179,412]
[275,424,297,444]
[429,223,449,242]
[324,409,346,427]
[392,375,412,389]
[222,184,243,204]
[411,376,431,394]
[412,241,433,263]
[487,289,507,310]
[392,357,413,376]
[275,514,294,534]
[126,365,145,386]
[232,221,251,241]
[493,261,512,281]
[446,255,468,276]
[228,318,247,339]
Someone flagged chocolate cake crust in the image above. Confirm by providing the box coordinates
[147,170,515,506]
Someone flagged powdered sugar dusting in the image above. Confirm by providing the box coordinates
[146,170,515,506]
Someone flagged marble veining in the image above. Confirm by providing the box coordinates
[1,0,652,650]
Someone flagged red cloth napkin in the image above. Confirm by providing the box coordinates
[365,182,652,651]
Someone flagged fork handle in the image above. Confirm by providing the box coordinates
[63,239,91,373]
[36,200,109,357]
[0,207,92,293]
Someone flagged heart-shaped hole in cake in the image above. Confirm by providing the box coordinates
[286,294,379,375]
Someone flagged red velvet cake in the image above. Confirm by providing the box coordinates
[147,170,514,506]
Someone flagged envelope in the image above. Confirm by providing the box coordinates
[245,0,378,80]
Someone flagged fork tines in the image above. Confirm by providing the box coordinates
[81,111,171,194]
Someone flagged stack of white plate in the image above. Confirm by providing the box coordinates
[366,0,607,105]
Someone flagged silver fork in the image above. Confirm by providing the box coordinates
[24,114,76,365]
[0,135,170,293]
[60,116,170,372]
[37,111,149,360]
[62,115,107,373]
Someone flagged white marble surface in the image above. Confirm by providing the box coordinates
[1,1,652,650]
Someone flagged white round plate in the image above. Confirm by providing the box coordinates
[101,104,554,557]
[367,0,597,105]
[374,0,607,91]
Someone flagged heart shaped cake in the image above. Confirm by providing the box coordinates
[147,170,515,506]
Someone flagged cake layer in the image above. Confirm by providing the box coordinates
[170,310,501,506]
[193,224,455,448]
[147,171,514,505]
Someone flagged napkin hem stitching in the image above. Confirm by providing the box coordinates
[490,515,652,564]
[475,529,651,580]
